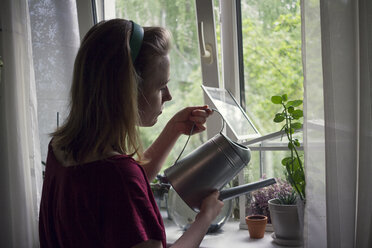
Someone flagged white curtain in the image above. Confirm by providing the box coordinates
[0,0,79,246]
[29,0,80,165]
[355,1,372,246]
[302,0,372,247]
[0,0,42,247]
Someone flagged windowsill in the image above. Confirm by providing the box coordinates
[163,213,301,248]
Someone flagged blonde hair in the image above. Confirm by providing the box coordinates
[52,19,171,163]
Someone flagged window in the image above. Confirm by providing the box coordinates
[203,0,304,227]
[239,0,303,179]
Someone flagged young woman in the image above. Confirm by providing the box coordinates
[39,19,224,248]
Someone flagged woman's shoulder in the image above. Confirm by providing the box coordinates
[98,156,151,197]
[106,155,142,174]
[49,139,141,171]
[92,155,147,184]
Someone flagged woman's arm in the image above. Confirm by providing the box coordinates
[131,191,224,248]
[141,106,213,182]
[171,191,224,248]
[132,240,163,248]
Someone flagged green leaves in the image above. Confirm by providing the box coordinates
[272,96,303,107]
[281,157,293,166]
[277,191,297,205]
[291,122,302,129]
[282,156,301,170]
[271,95,283,104]
[272,93,305,201]
[274,113,285,122]
[286,100,302,108]
[288,106,294,113]
[292,109,303,119]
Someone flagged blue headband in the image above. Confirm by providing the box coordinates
[129,21,144,62]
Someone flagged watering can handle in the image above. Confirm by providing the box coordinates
[172,108,225,166]
[219,178,276,201]
[211,108,225,133]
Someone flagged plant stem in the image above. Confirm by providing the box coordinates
[293,146,304,173]
[282,101,304,201]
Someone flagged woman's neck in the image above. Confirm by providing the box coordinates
[51,141,121,167]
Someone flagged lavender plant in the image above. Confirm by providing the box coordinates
[250,178,293,223]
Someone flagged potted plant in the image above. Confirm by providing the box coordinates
[268,192,303,245]
[245,214,267,239]
[248,178,294,231]
[268,94,305,245]
[150,175,170,211]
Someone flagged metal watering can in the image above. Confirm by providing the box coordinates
[164,111,276,211]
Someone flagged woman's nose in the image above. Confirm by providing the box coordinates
[163,88,172,102]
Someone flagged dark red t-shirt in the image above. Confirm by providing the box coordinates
[39,144,166,248]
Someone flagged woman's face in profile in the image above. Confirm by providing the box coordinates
[138,55,172,127]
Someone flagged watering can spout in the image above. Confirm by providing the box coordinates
[219,178,277,201]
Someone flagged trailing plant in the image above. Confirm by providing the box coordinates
[271,94,305,202]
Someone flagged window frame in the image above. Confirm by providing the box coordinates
[76,0,96,39]
[211,0,303,228]
[219,0,249,229]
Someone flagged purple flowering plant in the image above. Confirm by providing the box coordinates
[249,177,293,223]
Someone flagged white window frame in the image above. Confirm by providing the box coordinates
[76,0,95,39]
[196,0,249,229]
[197,0,303,229]
[219,0,248,229]
[75,0,115,38]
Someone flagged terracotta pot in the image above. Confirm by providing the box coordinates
[245,215,268,239]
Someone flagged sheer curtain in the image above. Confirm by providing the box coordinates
[0,0,42,247]
[0,0,80,246]
[302,0,372,247]
[29,0,80,167]
[355,1,372,246]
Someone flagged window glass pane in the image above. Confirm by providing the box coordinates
[240,0,303,180]
[241,0,303,134]
[108,0,207,172]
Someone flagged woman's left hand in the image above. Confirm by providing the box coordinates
[169,105,213,135]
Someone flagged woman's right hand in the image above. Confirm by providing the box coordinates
[170,191,224,248]
[196,191,224,223]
